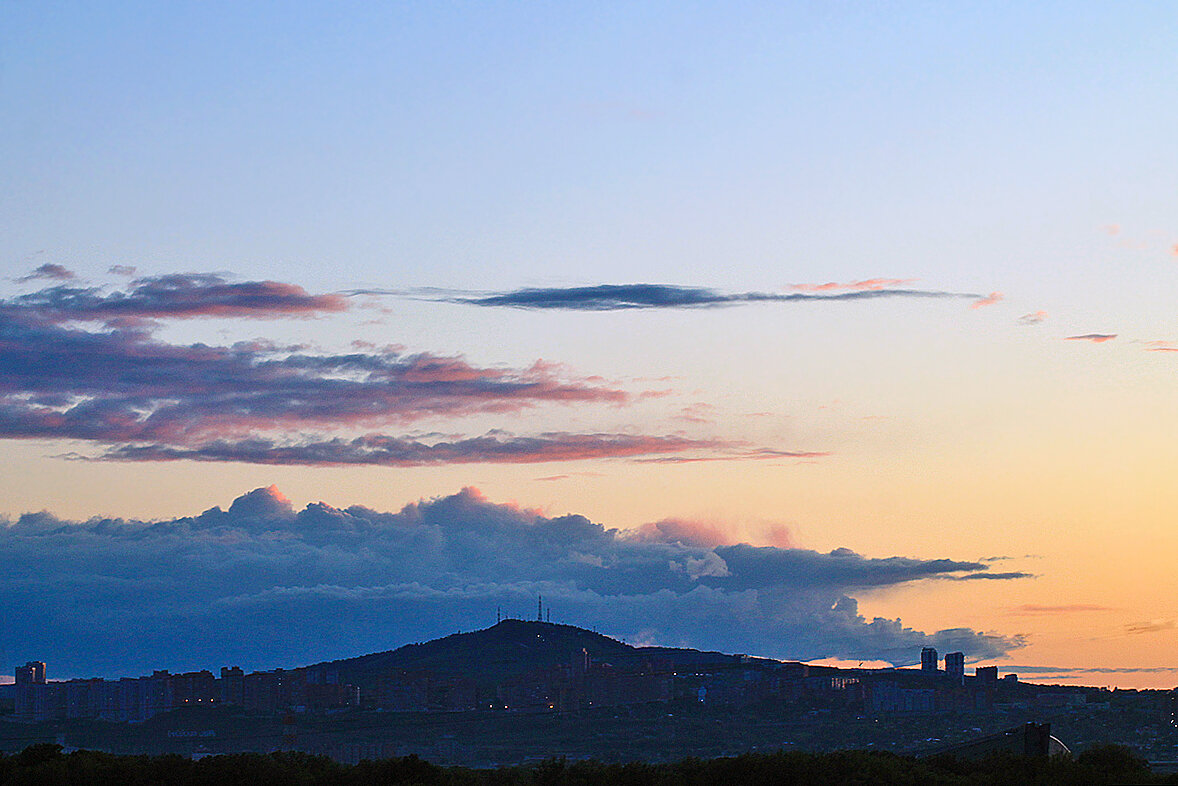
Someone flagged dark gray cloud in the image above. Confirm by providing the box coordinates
[15,263,76,282]
[426,283,985,311]
[12,273,346,322]
[101,433,781,467]
[943,571,1035,581]
[0,487,1025,678]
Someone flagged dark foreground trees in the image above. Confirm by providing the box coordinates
[0,744,1169,785]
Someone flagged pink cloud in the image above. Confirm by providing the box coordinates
[789,278,917,292]
[631,518,731,548]
[1065,334,1117,343]
[971,291,1003,309]
[0,274,820,469]
[762,524,794,549]
[674,403,716,423]
[632,448,829,464]
[1145,340,1178,352]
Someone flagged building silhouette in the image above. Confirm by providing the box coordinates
[945,651,965,684]
[15,661,46,685]
[920,647,938,673]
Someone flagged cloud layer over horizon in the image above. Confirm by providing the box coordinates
[0,486,1026,678]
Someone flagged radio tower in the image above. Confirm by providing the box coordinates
[537,595,543,622]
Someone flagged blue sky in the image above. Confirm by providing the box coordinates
[2,2,1178,686]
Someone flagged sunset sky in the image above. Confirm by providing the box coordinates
[2,2,1177,688]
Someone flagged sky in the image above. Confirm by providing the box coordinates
[1,1,1177,688]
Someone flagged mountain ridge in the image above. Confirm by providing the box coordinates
[308,619,778,692]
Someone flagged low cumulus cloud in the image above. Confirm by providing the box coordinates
[0,488,1025,678]
[418,283,986,312]
[0,276,813,466]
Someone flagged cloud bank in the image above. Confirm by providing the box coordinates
[0,488,1025,677]
[0,275,811,466]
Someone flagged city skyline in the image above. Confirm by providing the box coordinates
[2,3,1177,689]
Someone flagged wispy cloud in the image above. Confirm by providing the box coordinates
[1007,604,1112,615]
[970,291,1004,309]
[534,471,605,482]
[1018,310,1048,325]
[943,571,1034,581]
[16,263,76,282]
[788,279,918,292]
[102,433,775,467]
[631,449,828,464]
[420,283,985,312]
[1125,618,1177,635]
[1065,334,1117,343]
[673,403,716,424]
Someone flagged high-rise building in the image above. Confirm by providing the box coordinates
[976,665,999,685]
[920,647,938,672]
[221,666,245,706]
[945,651,965,683]
[15,661,46,684]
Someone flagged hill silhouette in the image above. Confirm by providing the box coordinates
[310,619,752,692]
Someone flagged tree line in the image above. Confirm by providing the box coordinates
[0,743,1170,785]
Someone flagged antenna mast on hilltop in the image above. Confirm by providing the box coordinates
[537,595,543,622]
